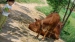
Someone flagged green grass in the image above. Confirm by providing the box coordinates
[16,0,44,4]
[35,6,75,42]
[59,9,75,42]
[36,6,53,16]
[0,0,44,4]
[71,11,75,18]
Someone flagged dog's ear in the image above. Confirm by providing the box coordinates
[35,18,38,21]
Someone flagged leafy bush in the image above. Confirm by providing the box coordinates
[47,0,68,13]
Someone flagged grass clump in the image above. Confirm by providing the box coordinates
[16,0,44,4]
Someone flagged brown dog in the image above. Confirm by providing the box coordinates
[29,12,60,40]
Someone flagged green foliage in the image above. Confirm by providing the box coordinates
[16,0,44,4]
[0,0,6,4]
[47,0,68,13]
[36,6,53,16]
[59,9,75,42]
[60,24,75,42]
[71,12,75,18]
[0,0,44,4]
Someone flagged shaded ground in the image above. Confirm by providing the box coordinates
[0,0,65,42]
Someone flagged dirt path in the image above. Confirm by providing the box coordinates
[0,0,65,42]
